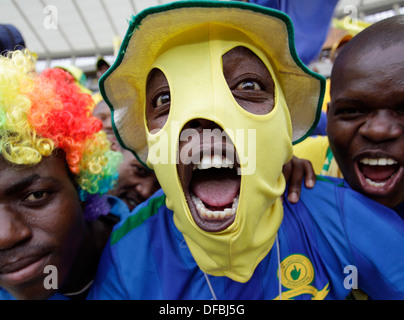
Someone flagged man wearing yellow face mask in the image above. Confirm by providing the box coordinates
[88,1,404,300]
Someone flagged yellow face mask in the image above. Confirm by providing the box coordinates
[145,24,293,283]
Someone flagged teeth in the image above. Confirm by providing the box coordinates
[191,194,238,220]
[360,158,397,166]
[211,154,222,168]
[193,154,235,171]
[200,156,212,169]
[365,178,387,188]
[360,158,398,187]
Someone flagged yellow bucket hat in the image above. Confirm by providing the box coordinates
[99,0,325,166]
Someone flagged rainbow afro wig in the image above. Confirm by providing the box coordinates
[0,50,123,220]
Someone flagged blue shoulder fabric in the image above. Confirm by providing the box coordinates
[248,0,338,65]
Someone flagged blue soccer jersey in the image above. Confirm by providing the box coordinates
[88,178,404,300]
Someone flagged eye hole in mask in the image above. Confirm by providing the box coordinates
[146,68,171,132]
[222,46,275,115]
[145,46,275,133]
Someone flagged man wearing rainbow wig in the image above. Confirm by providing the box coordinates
[0,50,128,300]
[89,1,404,299]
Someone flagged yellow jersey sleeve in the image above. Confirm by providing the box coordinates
[293,135,343,178]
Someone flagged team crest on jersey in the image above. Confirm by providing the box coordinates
[274,254,329,300]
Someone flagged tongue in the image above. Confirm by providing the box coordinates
[360,164,397,182]
[191,169,240,207]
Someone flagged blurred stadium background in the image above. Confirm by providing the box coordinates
[1,0,403,91]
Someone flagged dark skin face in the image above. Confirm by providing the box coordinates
[93,101,119,151]
[327,44,404,208]
[146,46,275,232]
[93,101,160,211]
[0,154,86,299]
[108,149,160,211]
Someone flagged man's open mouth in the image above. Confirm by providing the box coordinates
[356,156,402,193]
[180,145,241,232]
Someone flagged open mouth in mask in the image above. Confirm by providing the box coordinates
[177,129,241,232]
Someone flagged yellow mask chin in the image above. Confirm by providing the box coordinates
[146,24,293,282]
